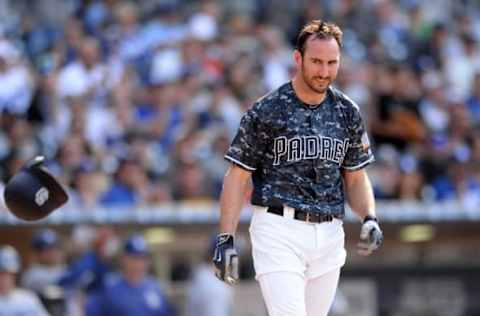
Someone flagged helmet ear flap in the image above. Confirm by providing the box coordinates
[4,156,69,221]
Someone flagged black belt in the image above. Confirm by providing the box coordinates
[266,206,335,223]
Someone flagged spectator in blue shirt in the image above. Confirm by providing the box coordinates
[100,158,148,207]
[58,227,117,293]
[85,234,176,316]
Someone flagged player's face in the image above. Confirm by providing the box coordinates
[296,37,340,94]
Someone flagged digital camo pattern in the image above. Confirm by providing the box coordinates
[225,82,374,217]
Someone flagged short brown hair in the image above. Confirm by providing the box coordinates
[296,20,343,55]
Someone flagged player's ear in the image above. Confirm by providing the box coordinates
[293,50,302,67]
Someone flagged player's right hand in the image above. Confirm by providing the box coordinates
[212,233,239,285]
[358,217,383,256]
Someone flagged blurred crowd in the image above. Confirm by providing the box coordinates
[0,228,179,315]
[0,226,255,316]
[0,0,480,211]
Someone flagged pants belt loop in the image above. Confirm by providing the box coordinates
[283,206,295,220]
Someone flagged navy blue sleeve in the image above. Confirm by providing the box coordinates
[341,101,374,171]
[224,105,268,171]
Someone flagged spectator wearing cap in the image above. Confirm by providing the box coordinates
[0,245,50,316]
[21,229,66,294]
[85,234,176,316]
[185,234,233,316]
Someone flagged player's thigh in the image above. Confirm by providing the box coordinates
[258,271,307,316]
[305,267,341,316]
[249,210,308,277]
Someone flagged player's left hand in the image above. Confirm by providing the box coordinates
[357,217,383,256]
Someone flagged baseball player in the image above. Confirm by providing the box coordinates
[213,20,383,316]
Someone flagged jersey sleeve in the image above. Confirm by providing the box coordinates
[341,105,374,171]
[224,106,267,171]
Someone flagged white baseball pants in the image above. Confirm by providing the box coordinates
[249,206,346,316]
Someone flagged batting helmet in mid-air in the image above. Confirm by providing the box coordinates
[3,156,69,221]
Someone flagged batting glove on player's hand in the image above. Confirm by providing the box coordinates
[212,233,239,285]
[358,216,383,256]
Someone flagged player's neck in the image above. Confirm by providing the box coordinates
[291,76,327,105]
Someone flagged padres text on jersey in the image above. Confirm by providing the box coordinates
[273,135,349,165]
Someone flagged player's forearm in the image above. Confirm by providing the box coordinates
[344,170,376,220]
[219,165,251,235]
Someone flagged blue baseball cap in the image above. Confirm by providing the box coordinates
[123,234,149,256]
[31,229,59,250]
[0,245,20,273]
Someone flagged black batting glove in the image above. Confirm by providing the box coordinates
[212,233,239,285]
[357,216,383,256]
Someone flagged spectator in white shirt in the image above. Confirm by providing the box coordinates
[0,245,50,316]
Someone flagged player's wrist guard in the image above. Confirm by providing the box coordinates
[363,215,378,223]
[212,233,239,285]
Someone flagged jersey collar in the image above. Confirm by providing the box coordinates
[288,81,334,110]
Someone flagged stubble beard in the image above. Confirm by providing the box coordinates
[301,63,331,95]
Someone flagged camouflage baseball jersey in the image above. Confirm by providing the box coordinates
[225,81,374,217]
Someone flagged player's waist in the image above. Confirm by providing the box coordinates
[253,205,343,224]
[251,193,345,217]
